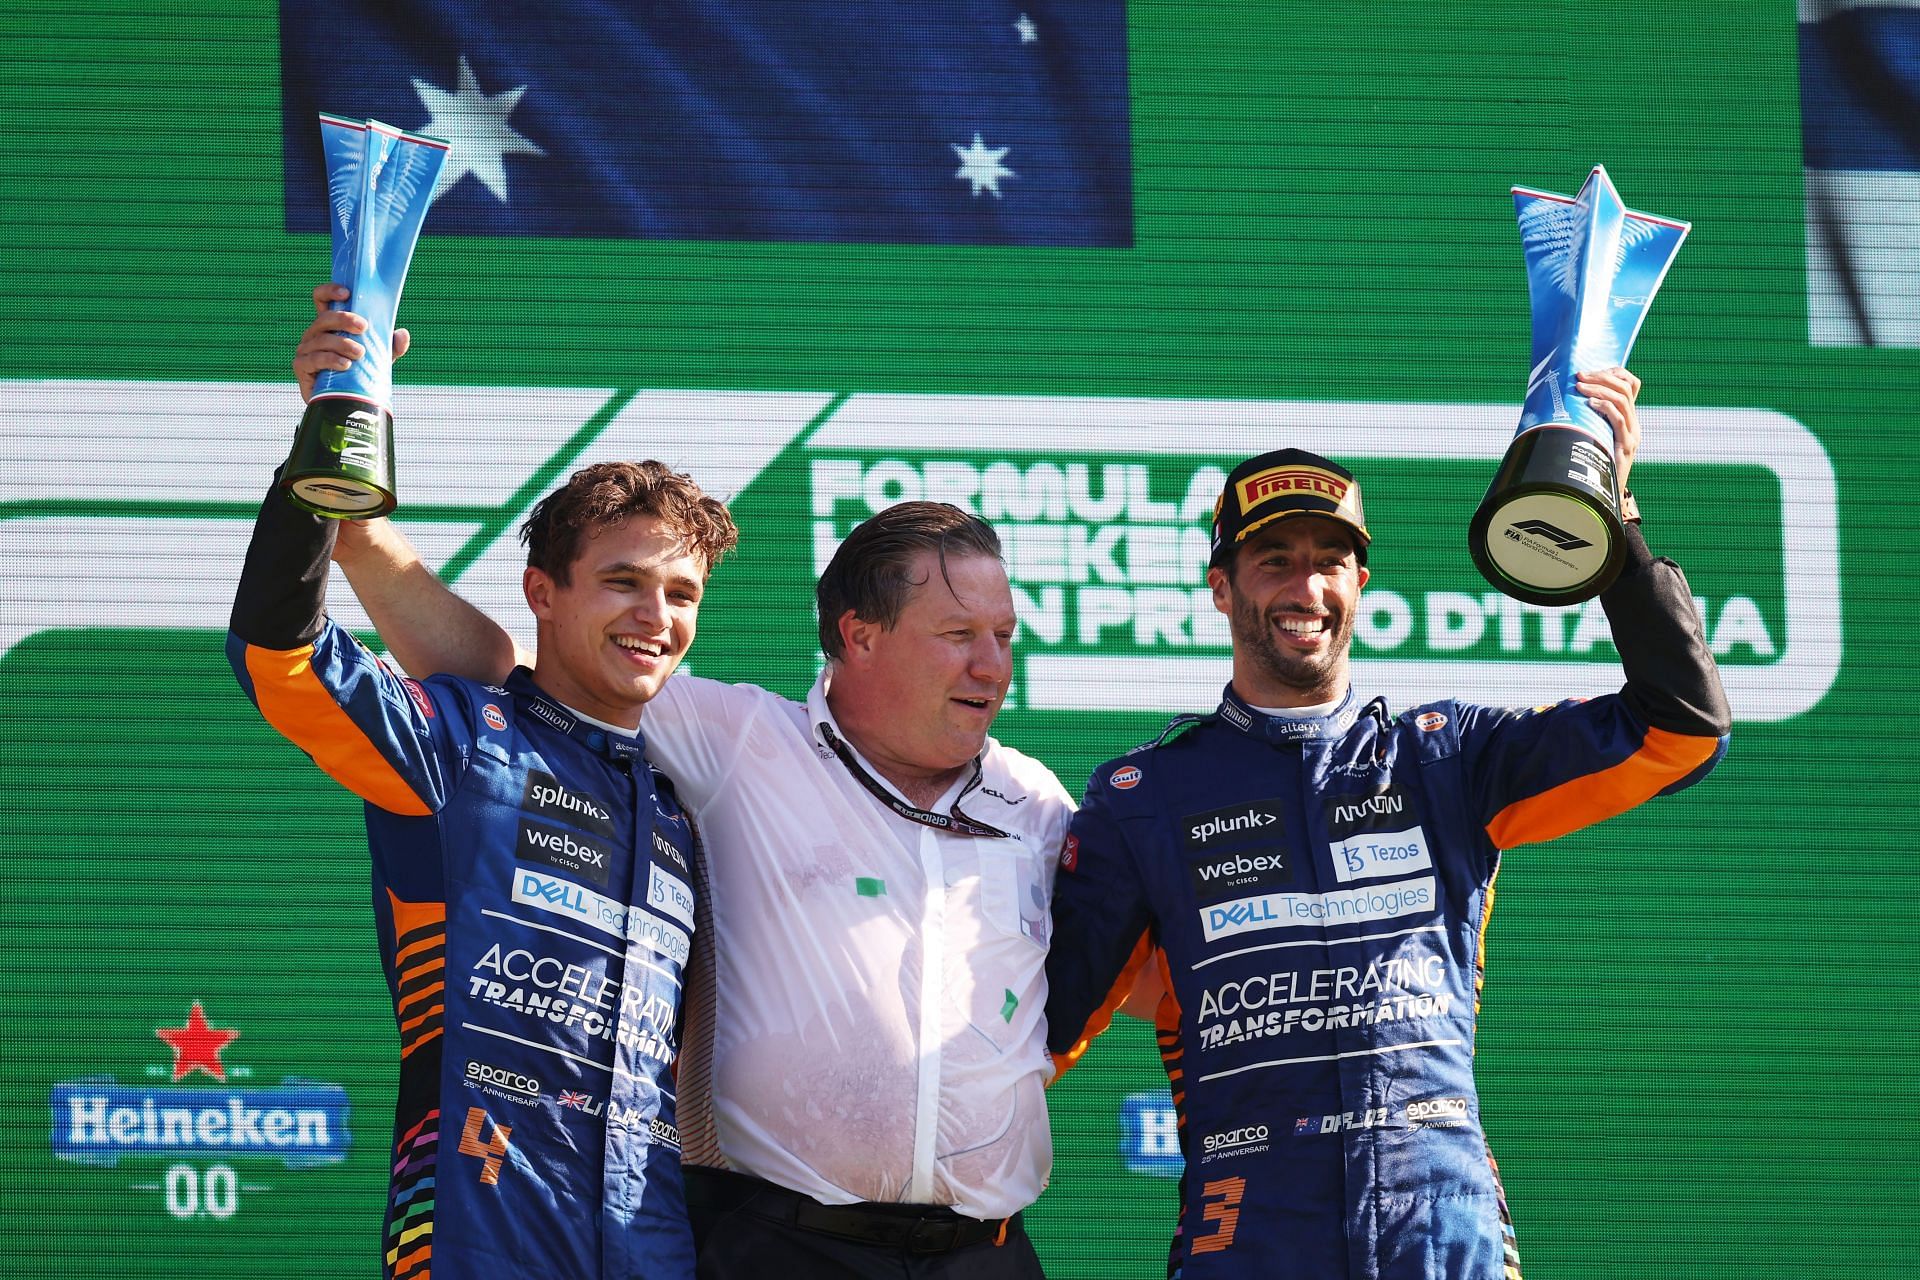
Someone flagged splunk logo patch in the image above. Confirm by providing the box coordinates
[522,770,615,836]
[1181,800,1284,850]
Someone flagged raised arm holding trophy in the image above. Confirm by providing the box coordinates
[283,113,446,519]
[1469,165,1689,605]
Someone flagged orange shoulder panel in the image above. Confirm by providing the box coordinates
[1486,725,1721,850]
[244,643,433,817]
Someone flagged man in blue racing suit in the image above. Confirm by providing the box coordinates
[1044,369,1731,1279]
[229,446,737,1278]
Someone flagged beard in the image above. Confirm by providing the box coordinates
[1228,587,1353,704]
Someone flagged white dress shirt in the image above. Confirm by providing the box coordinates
[643,669,1072,1220]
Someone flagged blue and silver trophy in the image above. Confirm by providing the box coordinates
[282,114,447,519]
[1468,165,1689,605]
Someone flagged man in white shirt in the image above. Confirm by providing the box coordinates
[302,294,1070,1277]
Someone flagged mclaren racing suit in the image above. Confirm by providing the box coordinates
[1045,527,1730,1280]
[228,485,697,1279]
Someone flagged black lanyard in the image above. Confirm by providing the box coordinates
[817,723,1011,839]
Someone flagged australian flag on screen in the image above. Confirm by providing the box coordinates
[280,1,1132,247]
[1799,0,1920,347]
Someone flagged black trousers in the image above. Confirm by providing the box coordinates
[687,1168,1047,1280]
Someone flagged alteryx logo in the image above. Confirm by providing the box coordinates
[47,1002,350,1221]
[0,381,1833,723]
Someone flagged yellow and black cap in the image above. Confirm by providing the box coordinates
[1210,448,1370,567]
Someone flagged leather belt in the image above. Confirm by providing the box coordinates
[686,1168,1011,1254]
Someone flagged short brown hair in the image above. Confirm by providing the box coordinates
[521,460,738,585]
[815,502,1002,660]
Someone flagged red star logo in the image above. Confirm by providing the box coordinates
[155,1002,240,1081]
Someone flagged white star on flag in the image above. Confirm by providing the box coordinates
[1015,14,1038,43]
[411,55,545,202]
[952,133,1014,198]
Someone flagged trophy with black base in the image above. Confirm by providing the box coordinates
[1468,165,1688,605]
[282,113,447,519]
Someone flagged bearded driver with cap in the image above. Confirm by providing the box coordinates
[1043,370,1731,1279]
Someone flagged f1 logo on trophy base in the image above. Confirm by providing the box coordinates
[1468,165,1688,606]
[283,113,447,520]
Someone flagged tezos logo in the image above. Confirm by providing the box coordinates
[49,1002,351,1221]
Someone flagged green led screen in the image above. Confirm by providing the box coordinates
[2,3,1915,1276]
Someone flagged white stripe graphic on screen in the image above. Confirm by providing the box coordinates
[810,394,1837,722]
[0,381,1836,724]
[0,380,614,665]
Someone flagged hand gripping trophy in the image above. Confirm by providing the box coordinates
[282,114,447,519]
[1468,165,1689,605]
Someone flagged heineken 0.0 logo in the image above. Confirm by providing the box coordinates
[48,1001,352,1220]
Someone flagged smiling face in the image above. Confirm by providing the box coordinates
[1208,515,1369,708]
[523,514,706,728]
[826,550,1016,799]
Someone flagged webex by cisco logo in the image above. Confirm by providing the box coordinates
[1188,849,1290,900]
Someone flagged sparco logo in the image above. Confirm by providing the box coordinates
[1202,1125,1268,1153]
[465,1061,540,1100]
[1182,800,1284,850]
[1406,1097,1469,1126]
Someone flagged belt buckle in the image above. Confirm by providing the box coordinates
[905,1215,962,1253]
